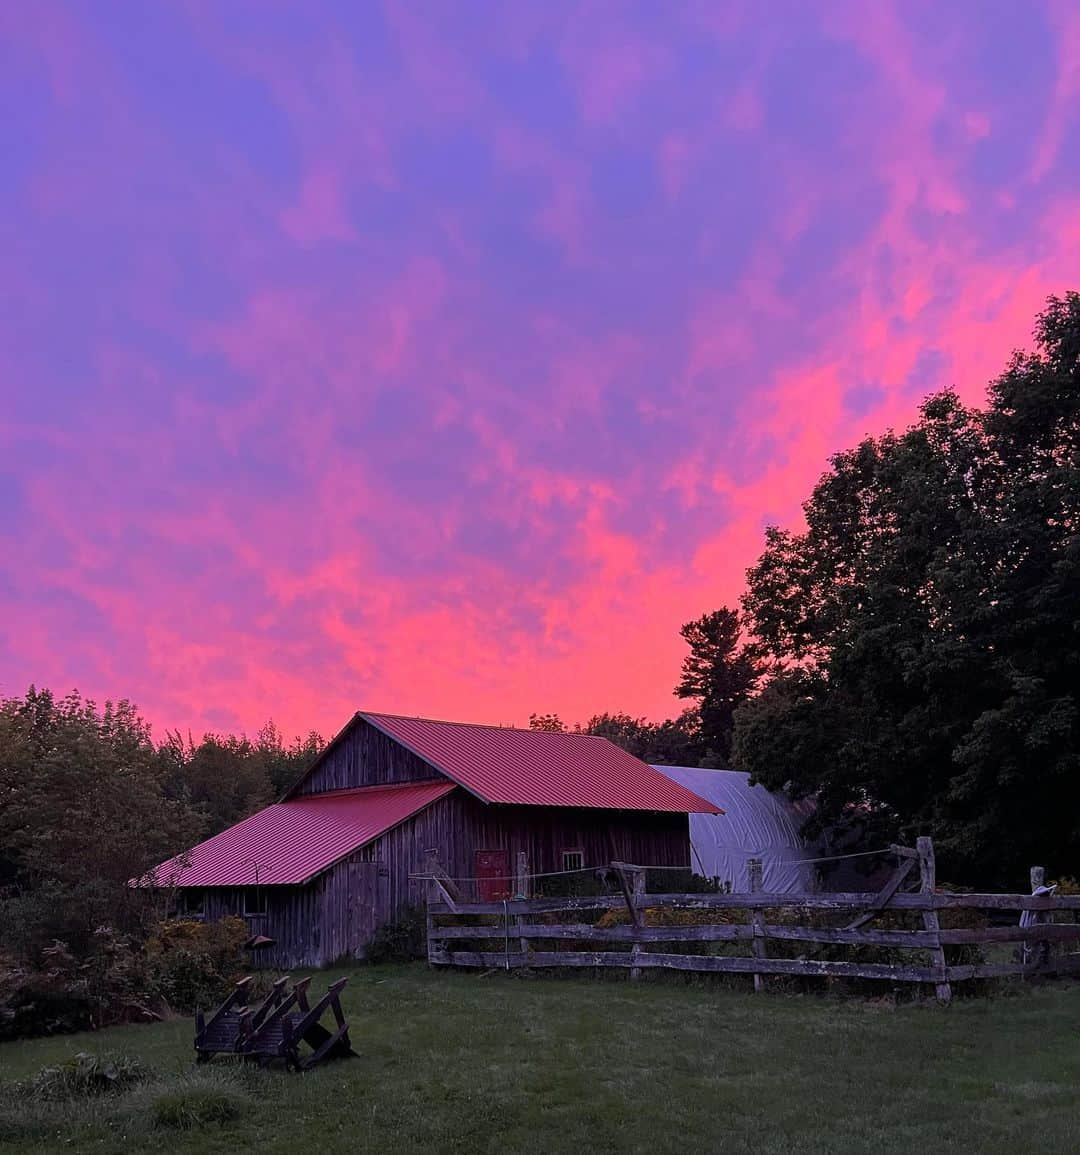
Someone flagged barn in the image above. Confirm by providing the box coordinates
[654,765,815,894]
[145,712,720,968]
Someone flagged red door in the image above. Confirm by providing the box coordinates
[475,849,510,902]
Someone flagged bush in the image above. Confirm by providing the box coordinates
[367,907,427,963]
[0,982,97,1041]
[145,917,250,1011]
[0,948,97,1041]
[27,1051,150,1100]
[0,916,252,1042]
[645,869,721,894]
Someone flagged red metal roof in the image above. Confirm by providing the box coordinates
[144,780,455,888]
[358,713,722,813]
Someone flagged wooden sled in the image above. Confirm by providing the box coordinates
[195,975,355,1071]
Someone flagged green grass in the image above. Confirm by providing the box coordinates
[3,965,1080,1153]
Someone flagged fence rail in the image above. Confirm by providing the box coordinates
[421,842,1080,1001]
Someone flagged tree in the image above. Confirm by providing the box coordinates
[160,731,272,835]
[527,709,704,764]
[528,713,567,732]
[580,709,703,765]
[733,293,1080,886]
[160,721,325,834]
[0,685,325,970]
[675,608,762,763]
[252,721,325,797]
[0,687,203,956]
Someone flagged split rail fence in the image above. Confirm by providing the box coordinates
[420,839,1080,1002]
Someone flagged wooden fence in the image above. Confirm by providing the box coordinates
[421,840,1080,1002]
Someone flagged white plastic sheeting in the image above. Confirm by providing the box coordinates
[653,765,815,894]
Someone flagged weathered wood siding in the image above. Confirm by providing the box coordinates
[314,857,382,965]
[201,885,326,971]
[293,717,436,795]
[361,790,691,916]
[198,858,384,970]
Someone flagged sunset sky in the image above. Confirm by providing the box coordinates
[2,2,1079,740]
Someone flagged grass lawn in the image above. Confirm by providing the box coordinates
[2,965,1080,1153]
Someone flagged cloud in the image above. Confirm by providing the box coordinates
[1030,0,1080,182]
[2,0,1078,740]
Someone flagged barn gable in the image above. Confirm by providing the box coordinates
[289,714,440,796]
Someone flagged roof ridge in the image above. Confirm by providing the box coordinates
[360,710,607,738]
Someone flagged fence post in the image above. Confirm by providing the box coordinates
[630,867,646,981]
[1025,865,1048,971]
[916,836,951,1003]
[424,849,442,966]
[612,862,646,981]
[748,857,766,993]
[515,851,530,963]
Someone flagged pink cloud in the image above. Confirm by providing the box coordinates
[1030,0,1080,182]
[280,166,357,244]
[3,0,1079,744]
[558,7,669,127]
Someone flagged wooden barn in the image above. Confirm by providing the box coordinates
[145,712,720,968]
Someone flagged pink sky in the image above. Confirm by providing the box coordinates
[2,2,1079,739]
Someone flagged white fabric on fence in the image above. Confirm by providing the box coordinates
[653,765,814,893]
[1020,884,1057,928]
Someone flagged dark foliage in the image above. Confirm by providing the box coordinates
[675,609,763,764]
[732,293,1080,887]
[0,918,251,1041]
[528,708,705,766]
[365,907,428,964]
[0,685,322,1038]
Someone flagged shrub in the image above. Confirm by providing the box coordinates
[536,870,614,899]
[145,917,250,1011]
[28,1051,150,1100]
[1,916,252,1041]
[0,949,97,1041]
[645,869,721,894]
[367,907,427,963]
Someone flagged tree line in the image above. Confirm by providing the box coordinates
[0,687,324,962]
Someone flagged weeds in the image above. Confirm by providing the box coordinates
[27,1050,150,1100]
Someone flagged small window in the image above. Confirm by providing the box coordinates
[182,889,205,917]
[562,850,585,872]
[243,887,267,916]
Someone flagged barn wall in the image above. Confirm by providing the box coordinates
[316,857,383,963]
[198,858,384,970]
[293,717,438,795]
[201,885,326,971]
[359,791,690,916]
[196,794,691,968]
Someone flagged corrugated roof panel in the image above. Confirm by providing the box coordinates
[145,780,455,887]
[362,713,721,813]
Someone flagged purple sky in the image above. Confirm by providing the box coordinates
[2,1,1078,739]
